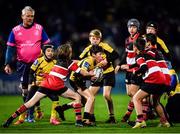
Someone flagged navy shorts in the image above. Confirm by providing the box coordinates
[16,61,32,88]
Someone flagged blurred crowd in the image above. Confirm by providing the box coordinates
[0,0,180,71]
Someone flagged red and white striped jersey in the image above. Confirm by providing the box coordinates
[146,48,171,86]
[125,33,140,72]
[135,53,166,84]
[40,59,80,90]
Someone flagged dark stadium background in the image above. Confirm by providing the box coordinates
[0,0,180,94]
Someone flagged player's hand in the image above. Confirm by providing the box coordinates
[4,64,12,74]
[89,70,95,77]
[28,84,32,91]
[121,64,129,70]
[91,76,98,81]
[97,59,108,67]
[114,65,120,74]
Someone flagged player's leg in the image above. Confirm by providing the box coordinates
[153,94,171,127]
[56,87,83,126]
[103,71,116,123]
[78,88,95,125]
[14,62,31,124]
[122,83,139,122]
[2,91,46,128]
[89,85,100,123]
[48,94,60,125]
[132,89,148,128]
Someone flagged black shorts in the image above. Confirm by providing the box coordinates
[140,83,166,95]
[38,86,67,99]
[91,71,115,87]
[125,72,142,85]
[69,79,87,92]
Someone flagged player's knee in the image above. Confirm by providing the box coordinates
[103,94,111,101]
[75,93,81,102]
[87,95,95,103]
[132,95,138,103]
[22,89,28,97]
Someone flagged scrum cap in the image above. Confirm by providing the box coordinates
[146,21,158,30]
[42,44,54,54]
[127,18,140,29]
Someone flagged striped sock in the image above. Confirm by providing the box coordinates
[73,103,82,122]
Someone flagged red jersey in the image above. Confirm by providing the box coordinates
[125,33,140,72]
[146,48,171,86]
[40,59,80,90]
[135,53,166,84]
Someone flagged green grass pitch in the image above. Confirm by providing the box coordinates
[0,94,180,133]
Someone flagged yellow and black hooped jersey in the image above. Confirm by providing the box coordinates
[70,56,95,81]
[30,56,56,85]
[79,42,119,74]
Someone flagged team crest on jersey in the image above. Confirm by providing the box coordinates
[33,60,39,66]
[83,62,90,69]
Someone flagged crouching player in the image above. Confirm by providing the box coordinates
[2,43,95,128]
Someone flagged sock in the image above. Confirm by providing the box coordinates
[73,103,82,123]
[83,112,91,120]
[62,104,73,111]
[126,101,134,116]
[27,106,35,120]
[136,114,144,122]
[109,114,115,118]
[90,114,96,122]
[51,101,59,119]
[142,101,149,120]
[6,104,27,125]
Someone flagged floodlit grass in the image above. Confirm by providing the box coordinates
[0,94,180,133]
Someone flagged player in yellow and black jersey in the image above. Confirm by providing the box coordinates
[146,21,172,64]
[79,29,119,123]
[58,45,104,126]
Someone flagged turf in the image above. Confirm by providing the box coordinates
[0,94,180,133]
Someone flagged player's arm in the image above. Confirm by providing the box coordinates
[28,69,36,85]
[41,28,50,44]
[134,55,148,75]
[157,37,169,53]
[79,45,92,59]
[5,46,16,66]
[5,31,16,66]
[69,60,94,77]
[28,59,42,85]
[100,43,119,62]
[157,37,172,62]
